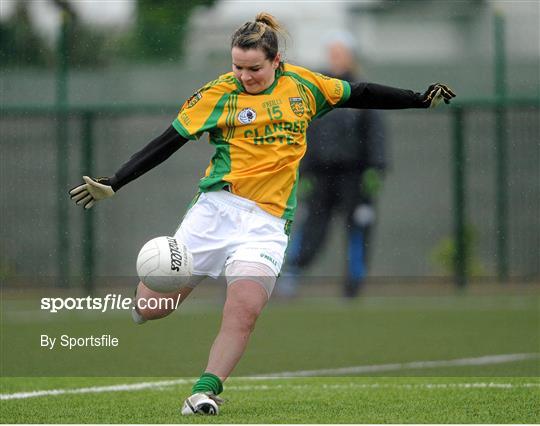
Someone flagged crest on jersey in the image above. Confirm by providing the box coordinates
[289,97,304,117]
[238,108,257,124]
[186,92,202,108]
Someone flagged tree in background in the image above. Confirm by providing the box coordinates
[0,2,53,67]
[1,0,217,68]
[0,1,112,68]
[127,0,216,61]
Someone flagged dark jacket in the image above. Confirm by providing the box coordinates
[302,72,387,175]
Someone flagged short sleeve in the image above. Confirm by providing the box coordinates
[284,65,351,119]
[310,71,351,110]
[172,81,231,140]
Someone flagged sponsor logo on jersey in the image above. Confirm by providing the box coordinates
[243,120,306,145]
[289,97,304,117]
[186,92,202,108]
[238,108,257,124]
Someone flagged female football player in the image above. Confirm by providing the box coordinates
[70,12,455,415]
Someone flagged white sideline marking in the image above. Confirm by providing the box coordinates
[1,353,538,400]
[252,352,540,378]
[0,379,191,401]
[226,382,540,392]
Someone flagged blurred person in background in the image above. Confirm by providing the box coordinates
[278,32,387,299]
[70,12,454,416]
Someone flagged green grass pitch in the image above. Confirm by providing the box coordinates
[1,290,539,423]
[2,376,539,423]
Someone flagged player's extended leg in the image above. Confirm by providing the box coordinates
[182,261,273,415]
[133,282,189,321]
[133,275,205,322]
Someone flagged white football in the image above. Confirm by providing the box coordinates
[136,236,193,293]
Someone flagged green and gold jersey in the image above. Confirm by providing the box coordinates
[172,63,351,220]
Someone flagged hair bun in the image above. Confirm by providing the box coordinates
[231,12,287,69]
[255,12,278,30]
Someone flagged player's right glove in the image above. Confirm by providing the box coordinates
[69,176,115,209]
[421,83,456,108]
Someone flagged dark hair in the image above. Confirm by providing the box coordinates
[231,12,286,67]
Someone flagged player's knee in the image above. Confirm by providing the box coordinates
[223,286,267,332]
[221,261,277,332]
[226,305,259,334]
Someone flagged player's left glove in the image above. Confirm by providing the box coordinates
[69,176,115,209]
[421,83,456,108]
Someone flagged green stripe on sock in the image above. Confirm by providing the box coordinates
[192,372,223,395]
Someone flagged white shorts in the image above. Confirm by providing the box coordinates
[174,190,289,280]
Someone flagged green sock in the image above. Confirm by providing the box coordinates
[192,372,223,395]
